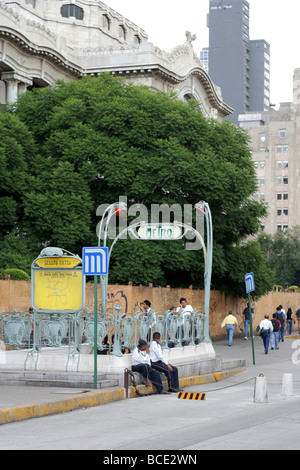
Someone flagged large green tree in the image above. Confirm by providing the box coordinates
[258,227,300,288]
[0,74,273,296]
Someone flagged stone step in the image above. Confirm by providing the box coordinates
[221,358,246,371]
[0,370,118,389]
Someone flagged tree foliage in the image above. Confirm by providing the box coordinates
[0,74,273,297]
[258,227,300,288]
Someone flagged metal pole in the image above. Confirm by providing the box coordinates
[94,275,98,389]
[248,293,256,365]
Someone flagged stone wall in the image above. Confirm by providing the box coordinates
[1,280,299,339]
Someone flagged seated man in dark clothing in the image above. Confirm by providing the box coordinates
[149,332,183,393]
[132,339,171,395]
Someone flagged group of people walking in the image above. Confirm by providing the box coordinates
[221,304,299,354]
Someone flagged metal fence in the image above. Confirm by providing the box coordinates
[0,306,206,355]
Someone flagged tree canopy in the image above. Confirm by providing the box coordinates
[258,227,300,288]
[0,74,273,297]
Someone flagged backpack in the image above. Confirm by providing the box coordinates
[271,318,280,332]
[277,312,284,325]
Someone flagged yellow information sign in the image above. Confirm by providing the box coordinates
[34,270,83,311]
[35,257,81,269]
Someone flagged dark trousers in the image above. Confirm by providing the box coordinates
[151,361,179,389]
[132,364,163,393]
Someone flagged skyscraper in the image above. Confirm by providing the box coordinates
[207,0,270,124]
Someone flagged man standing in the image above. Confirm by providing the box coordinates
[176,297,193,344]
[221,311,238,346]
[243,302,254,340]
[150,332,182,393]
[143,300,156,342]
[271,313,281,350]
[296,308,300,334]
[277,305,286,342]
[132,339,170,394]
[259,315,273,354]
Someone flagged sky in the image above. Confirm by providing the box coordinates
[104,0,300,108]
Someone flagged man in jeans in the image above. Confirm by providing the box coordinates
[296,309,300,334]
[221,311,238,346]
[271,313,281,350]
[243,302,254,340]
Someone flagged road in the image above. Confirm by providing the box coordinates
[0,335,299,451]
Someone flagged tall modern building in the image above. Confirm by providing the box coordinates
[207,0,270,124]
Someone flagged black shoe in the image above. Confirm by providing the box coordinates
[168,388,179,393]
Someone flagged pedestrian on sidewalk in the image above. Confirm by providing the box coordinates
[271,313,281,350]
[221,311,238,346]
[132,339,171,394]
[286,308,294,336]
[277,305,286,342]
[243,302,254,340]
[259,315,273,354]
[296,308,300,334]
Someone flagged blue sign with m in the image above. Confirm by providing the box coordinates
[82,247,109,276]
[245,272,255,294]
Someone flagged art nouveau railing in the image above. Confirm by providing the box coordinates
[0,306,206,356]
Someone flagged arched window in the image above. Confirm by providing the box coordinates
[102,14,111,31]
[134,35,141,45]
[61,4,84,21]
[119,25,127,41]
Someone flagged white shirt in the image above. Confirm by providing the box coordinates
[132,347,151,366]
[260,319,273,332]
[176,305,193,326]
[149,340,168,365]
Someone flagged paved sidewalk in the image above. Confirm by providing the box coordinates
[0,333,299,425]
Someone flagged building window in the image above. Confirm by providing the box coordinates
[260,162,265,170]
[283,192,289,200]
[283,224,289,232]
[261,224,265,232]
[25,0,36,6]
[119,25,127,40]
[61,4,84,20]
[283,208,289,217]
[283,177,289,185]
[277,224,282,232]
[279,129,286,138]
[260,133,266,142]
[276,145,282,153]
[277,161,282,170]
[260,193,265,200]
[283,145,289,153]
[277,177,282,185]
[102,14,111,30]
[277,209,282,217]
[277,193,282,200]
[283,161,289,169]
[260,177,265,186]
[134,35,141,44]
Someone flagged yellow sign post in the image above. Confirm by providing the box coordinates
[32,253,84,314]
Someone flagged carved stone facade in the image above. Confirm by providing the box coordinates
[0,0,233,119]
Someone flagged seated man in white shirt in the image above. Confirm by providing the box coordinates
[149,332,183,393]
[132,339,171,394]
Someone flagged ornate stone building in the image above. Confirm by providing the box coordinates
[0,0,233,119]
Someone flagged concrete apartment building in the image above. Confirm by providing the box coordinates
[206,0,270,124]
[239,69,300,235]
